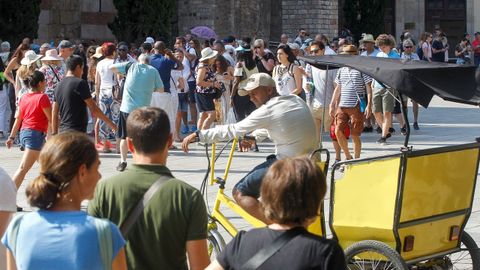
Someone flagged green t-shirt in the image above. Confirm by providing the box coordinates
[87,164,208,270]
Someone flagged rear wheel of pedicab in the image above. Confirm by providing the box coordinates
[345,240,408,270]
[428,231,480,270]
[208,228,226,260]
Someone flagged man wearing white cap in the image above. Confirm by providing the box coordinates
[182,73,317,222]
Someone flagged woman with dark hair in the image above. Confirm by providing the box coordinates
[231,43,257,121]
[206,157,346,269]
[95,42,118,152]
[273,44,305,101]
[2,132,127,270]
[5,71,51,190]
[186,38,201,132]
[214,54,234,124]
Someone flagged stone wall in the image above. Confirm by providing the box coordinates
[281,0,339,42]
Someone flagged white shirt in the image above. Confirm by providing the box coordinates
[0,167,16,212]
[223,52,235,66]
[273,65,296,96]
[199,95,317,159]
[96,58,116,94]
[325,46,337,55]
[306,64,336,108]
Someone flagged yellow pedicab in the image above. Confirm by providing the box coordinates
[301,55,480,269]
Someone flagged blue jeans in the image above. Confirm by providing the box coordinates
[233,154,277,198]
[20,129,45,151]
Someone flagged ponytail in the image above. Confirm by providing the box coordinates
[26,173,63,209]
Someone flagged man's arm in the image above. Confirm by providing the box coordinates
[329,84,341,117]
[259,57,275,72]
[85,98,117,131]
[51,102,59,134]
[186,239,210,270]
[166,49,183,70]
[365,82,372,119]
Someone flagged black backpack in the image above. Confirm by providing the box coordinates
[417,44,424,60]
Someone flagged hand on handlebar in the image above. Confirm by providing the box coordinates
[239,138,254,152]
[181,133,197,153]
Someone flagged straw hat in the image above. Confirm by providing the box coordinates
[92,47,103,59]
[41,49,63,61]
[199,47,218,62]
[20,50,42,65]
[361,34,375,43]
[339,45,358,55]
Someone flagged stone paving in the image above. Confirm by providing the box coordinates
[0,95,479,248]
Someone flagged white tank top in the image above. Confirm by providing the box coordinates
[273,64,296,96]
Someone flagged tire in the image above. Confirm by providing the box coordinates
[344,240,408,270]
[208,228,226,261]
[444,231,480,270]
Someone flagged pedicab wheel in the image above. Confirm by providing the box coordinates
[208,228,226,260]
[345,240,408,270]
[441,231,480,270]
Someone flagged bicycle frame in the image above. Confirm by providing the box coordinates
[209,139,266,237]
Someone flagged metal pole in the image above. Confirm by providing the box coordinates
[319,65,330,149]
[399,93,410,148]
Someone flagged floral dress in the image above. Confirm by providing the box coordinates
[39,65,65,103]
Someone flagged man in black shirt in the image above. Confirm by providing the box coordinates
[252,39,275,75]
[52,55,116,134]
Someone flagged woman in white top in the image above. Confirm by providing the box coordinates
[95,43,118,153]
[214,54,234,124]
[272,44,305,101]
[420,32,433,62]
[171,49,189,142]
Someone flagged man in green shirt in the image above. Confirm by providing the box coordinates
[88,107,209,270]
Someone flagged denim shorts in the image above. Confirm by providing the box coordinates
[233,154,277,198]
[20,129,46,151]
[178,92,189,112]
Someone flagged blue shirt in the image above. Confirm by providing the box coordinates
[1,211,125,270]
[150,54,176,92]
[112,62,163,113]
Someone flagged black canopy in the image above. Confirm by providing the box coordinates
[300,55,480,108]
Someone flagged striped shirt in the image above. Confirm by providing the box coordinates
[334,67,372,107]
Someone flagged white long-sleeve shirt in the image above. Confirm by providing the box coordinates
[199,95,317,159]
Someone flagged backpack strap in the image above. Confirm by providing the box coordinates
[94,218,113,270]
[119,173,173,237]
[242,227,304,270]
[6,214,24,257]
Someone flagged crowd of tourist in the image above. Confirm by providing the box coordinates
[0,27,479,269]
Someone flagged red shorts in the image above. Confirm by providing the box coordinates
[330,121,350,141]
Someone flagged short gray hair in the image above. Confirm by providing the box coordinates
[1,41,10,50]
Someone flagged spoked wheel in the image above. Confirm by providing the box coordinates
[207,228,226,260]
[345,240,408,270]
[415,232,480,270]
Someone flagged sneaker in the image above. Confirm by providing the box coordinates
[376,127,382,134]
[400,125,407,135]
[190,125,198,132]
[386,133,392,139]
[116,161,127,172]
[181,126,189,134]
[388,127,396,134]
[413,122,419,130]
[363,126,373,133]
[377,137,387,145]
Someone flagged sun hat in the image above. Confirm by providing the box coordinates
[58,40,74,49]
[41,49,63,61]
[20,50,42,65]
[199,47,218,62]
[145,37,155,44]
[92,46,103,59]
[238,73,275,96]
[339,45,358,55]
[361,34,375,43]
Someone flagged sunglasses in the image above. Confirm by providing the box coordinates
[404,46,413,48]
[118,48,127,52]
[310,49,320,54]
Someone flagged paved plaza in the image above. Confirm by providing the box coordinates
[0,96,479,246]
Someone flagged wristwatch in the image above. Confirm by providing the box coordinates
[195,130,201,142]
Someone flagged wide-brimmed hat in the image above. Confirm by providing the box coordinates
[339,45,358,55]
[92,47,103,59]
[199,47,218,62]
[20,50,42,65]
[238,73,275,96]
[361,34,375,43]
[41,49,63,61]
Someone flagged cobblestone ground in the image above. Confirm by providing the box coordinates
[1,96,479,261]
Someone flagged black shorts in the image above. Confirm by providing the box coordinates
[188,81,196,103]
[195,92,216,112]
[116,111,129,139]
[393,100,402,114]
